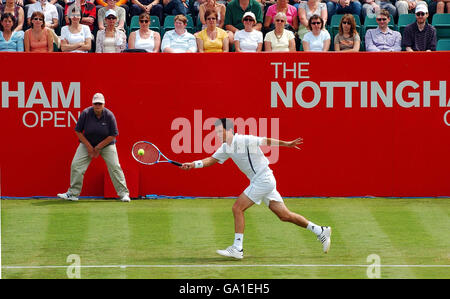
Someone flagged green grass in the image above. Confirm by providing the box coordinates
[1,197,449,279]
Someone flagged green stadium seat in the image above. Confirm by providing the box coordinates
[397,14,416,36]
[432,14,450,40]
[149,16,161,33]
[436,39,450,51]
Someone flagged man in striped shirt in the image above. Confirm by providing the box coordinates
[402,5,437,51]
[181,118,332,259]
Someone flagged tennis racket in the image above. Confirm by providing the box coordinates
[132,141,182,166]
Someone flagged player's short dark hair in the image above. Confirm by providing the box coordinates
[214,118,234,133]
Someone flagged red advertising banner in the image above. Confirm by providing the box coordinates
[0,52,449,198]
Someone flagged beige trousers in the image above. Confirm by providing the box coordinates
[68,143,129,197]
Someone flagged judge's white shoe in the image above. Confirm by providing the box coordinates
[121,194,131,202]
[57,192,78,201]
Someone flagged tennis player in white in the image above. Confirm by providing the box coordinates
[181,118,331,259]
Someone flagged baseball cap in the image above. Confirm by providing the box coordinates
[415,5,428,14]
[242,12,256,22]
[105,9,117,18]
[92,93,105,104]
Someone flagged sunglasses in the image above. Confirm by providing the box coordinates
[206,17,216,21]
[342,21,350,25]
[416,12,426,16]
[243,18,254,22]
[376,18,387,21]
[106,17,116,20]
[33,17,44,21]
[311,22,321,25]
[93,103,104,106]
[139,19,149,23]
[275,19,285,23]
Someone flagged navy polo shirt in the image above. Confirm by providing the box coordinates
[402,22,437,51]
[75,106,118,147]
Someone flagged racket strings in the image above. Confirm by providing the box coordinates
[134,143,159,164]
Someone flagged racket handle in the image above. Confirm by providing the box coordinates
[170,161,182,167]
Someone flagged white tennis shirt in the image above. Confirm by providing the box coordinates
[212,134,271,182]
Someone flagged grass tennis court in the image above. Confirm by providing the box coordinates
[1,197,449,279]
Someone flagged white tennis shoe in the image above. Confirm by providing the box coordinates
[121,194,131,202]
[216,246,244,259]
[317,226,332,253]
[57,192,78,201]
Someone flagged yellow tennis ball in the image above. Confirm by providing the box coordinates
[138,149,145,156]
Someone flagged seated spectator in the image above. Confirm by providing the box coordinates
[0,12,24,51]
[96,9,126,52]
[334,13,360,51]
[130,0,163,23]
[196,8,228,51]
[161,14,197,52]
[365,9,401,51]
[264,0,298,33]
[402,5,436,51]
[64,0,96,32]
[225,0,263,44]
[395,0,428,16]
[264,12,296,51]
[430,0,450,14]
[0,0,24,32]
[60,5,92,52]
[298,0,327,40]
[97,0,126,32]
[302,14,330,51]
[234,11,263,52]
[362,0,397,20]
[198,0,225,30]
[27,0,59,31]
[163,0,188,16]
[128,12,161,52]
[326,0,362,25]
[24,11,53,52]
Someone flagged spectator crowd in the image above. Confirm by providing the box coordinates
[0,0,447,52]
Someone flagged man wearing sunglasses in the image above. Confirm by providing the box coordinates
[402,5,436,51]
[365,9,401,51]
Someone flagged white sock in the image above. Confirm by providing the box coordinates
[233,233,244,251]
[307,222,323,236]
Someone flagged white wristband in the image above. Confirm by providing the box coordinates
[194,160,204,168]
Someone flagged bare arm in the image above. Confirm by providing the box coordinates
[181,156,219,170]
[263,137,303,149]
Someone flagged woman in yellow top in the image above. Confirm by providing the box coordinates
[196,9,229,52]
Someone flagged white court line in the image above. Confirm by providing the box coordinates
[2,264,450,270]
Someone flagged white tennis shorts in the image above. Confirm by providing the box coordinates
[244,172,283,206]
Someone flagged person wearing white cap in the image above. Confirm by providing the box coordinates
[224,0,263,44]
[57,93,131,202]
[97,0,126,32]
[395,0,428,16]
[96,9,127,53]
[401,5,437,51]
[234,11,263,52]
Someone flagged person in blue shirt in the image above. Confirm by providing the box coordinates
[0,12,24,51]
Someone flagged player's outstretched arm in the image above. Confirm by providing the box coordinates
[181,157,219,170]
[264,137,303,150]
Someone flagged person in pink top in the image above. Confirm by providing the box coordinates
[263,0,298,33]
[24,11,53,52]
